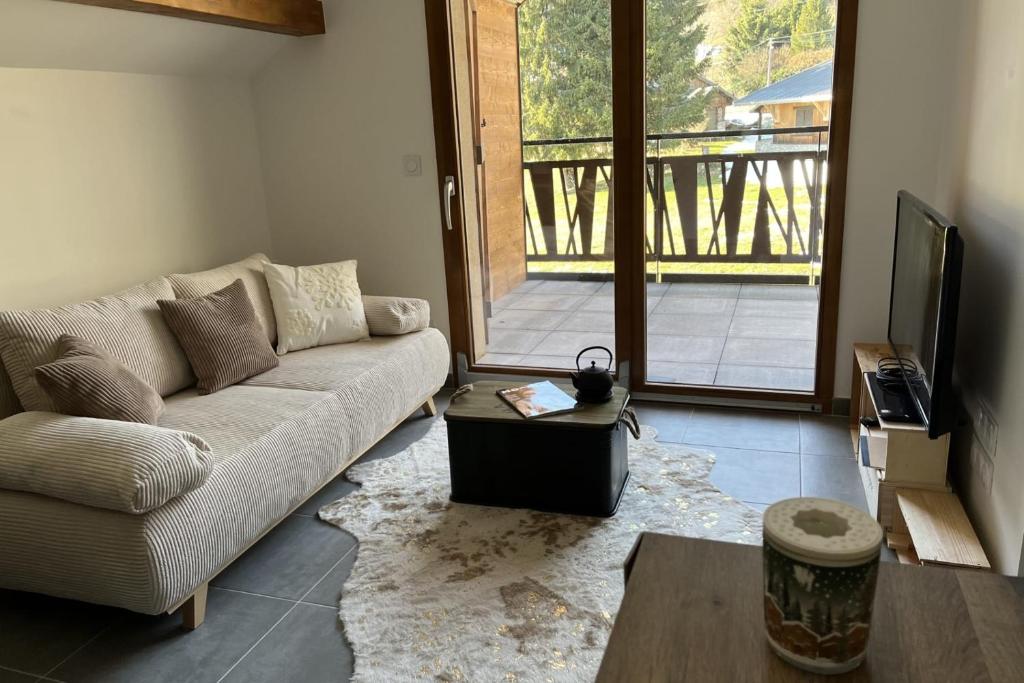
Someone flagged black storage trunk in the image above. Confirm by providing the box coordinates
[443,382,632,517]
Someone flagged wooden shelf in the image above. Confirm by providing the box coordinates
[894,490,990,570]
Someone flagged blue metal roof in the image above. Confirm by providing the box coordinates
[735,61,833,108]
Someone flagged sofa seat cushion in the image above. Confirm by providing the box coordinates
[0,411,211,514]
[0,278,194,412]
[168,254,278,345]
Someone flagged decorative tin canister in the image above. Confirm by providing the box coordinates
[763,498,883,675]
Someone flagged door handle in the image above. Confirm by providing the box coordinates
[443,175,456,232]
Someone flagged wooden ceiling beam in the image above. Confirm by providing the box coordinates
[56,0,325,37]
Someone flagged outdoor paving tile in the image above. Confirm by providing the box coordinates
[529,331,615,357]
[646,335,725,363]
[490,294,520,311]
[709,447,801,505]
[514,355,585,370]
[477,352,525,366]
[0,589,122,676]
[683,407,801,453]
[577,296,661,314]
[531,280,603,295]
[720,337,816,368]
[221,603,352,683]
[487,308,569,331]
[714,365,815,392]
[51,588,291,683]
[501,294,587,311]
[801,455,869,512]
[646,361,718,385]
[647,313,731,337]
[651,296,737,315]
[485,328,548,354]
[556,311,615,333]
[728,315,818,340]
[212,515,357,601]
[734,298,818,317]
[739,284,819,300]
[664,283,741,298]
[800,415,856,458]
[512,280,543,294]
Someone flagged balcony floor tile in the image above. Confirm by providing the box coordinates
[727,315,818,340]
[721,337,817,368]
[648,313,731,337]
[488,309,569,331]
[501,293,587,311]
[486,329,549,354]
[556,311,615,333]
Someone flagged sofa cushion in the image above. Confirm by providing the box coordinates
[0,278,194,412]
[0,360,22,420]
[362,296,430,336]
[168,254,277,345]
[0,411,211,514]
[158,280,279,395]
[35,335,165,424]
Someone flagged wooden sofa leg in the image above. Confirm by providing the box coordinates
[421,397,437,417]
[181,583,208,630]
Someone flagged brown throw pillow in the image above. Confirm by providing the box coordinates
[158,279,279,395]
[34,335,165,424]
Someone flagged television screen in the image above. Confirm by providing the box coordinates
[887,191,963,438]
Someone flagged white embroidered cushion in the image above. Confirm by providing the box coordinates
[264,260,370,355]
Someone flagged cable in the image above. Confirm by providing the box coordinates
[875,356,922,387]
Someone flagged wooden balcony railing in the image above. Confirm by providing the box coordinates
[521,127,828,272]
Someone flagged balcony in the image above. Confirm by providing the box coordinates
[480,127,828,392]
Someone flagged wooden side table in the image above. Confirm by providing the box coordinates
[597,533,1024,682]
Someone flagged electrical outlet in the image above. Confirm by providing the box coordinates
[974,400,999,458]
[970,436,994,494]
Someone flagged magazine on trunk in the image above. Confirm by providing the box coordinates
[496,381,580,419]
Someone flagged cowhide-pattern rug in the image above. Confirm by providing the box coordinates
[319,420,762,682]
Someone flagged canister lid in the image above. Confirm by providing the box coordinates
[764,497,883,565]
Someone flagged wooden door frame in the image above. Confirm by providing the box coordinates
[425,0,860,410]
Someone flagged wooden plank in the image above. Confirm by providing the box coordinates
[57,0,325,36]
[897,490,990,569]
[895,547,920,565]
[886,531,911,551]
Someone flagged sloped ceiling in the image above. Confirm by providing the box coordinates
[0,0,295,78]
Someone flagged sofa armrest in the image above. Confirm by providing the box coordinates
[0,412,212,514]
[362,295,431,336]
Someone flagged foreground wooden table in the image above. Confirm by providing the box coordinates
[597,534,1024,682]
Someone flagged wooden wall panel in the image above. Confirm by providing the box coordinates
[476,0,526,301]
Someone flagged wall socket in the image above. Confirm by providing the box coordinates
[969,436,995,494]
[974,399,999,458]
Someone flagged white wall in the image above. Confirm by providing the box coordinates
[0,67,273,310]
[252,0,450,338]
[938,0,1024,576]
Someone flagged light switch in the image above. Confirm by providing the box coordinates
[402,155,422,177]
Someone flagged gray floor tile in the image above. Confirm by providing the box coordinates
[800,415,856,458]
[647,313,731,337]
[709,448,801,505]
[556,311,615,333]
[739,284,819,300]
[513,279,543,294]
[477,352,525,366]
[212,515,357,601]
[301,549,357,608]
[531,280,603,295]
[578,296,613,312]
[529,331,615,357]
[516,355,594,370]
[487,308,568,331]
[293,474,361,517]
[734,298,818,317]
[801,455,870,513]
[485,328,548,354]
[490,294,520,311]
[51,588,291,683]
[630,402,692,442]
[721,337,816,368]
[221,604,352,683]
[597,281,615,296]
[646,361,718,385]
[652,296,737,316]
[501,294,586,311]
[727,315,818,340]
[683,407,801,453]
[664,283,741,298]
[714,365,814,392]
[646,335,725,363]
[0,590,121,676]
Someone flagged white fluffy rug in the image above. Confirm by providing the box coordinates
[319,420,762,682]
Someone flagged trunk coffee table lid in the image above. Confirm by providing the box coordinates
[444,381,629,429]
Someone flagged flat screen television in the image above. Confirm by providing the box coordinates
[886,190,964,439]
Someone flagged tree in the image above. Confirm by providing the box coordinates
[792,0,833,51]
[519,0,709,160]
[725,0,776,65]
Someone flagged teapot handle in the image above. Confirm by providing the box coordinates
[575,345,614,372]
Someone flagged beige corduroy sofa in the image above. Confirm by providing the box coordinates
[0,254,449,628]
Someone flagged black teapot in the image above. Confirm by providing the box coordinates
[570,346,614,403]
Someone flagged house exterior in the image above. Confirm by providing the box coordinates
[734,61,833,144]
[689,75,735,130]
